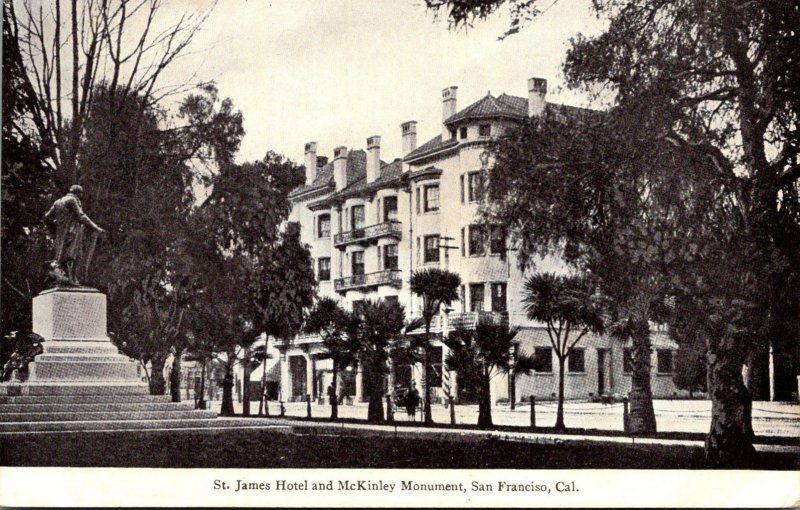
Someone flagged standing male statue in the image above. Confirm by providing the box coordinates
[44,185,105,286]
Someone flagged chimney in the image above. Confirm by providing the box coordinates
[442,86,458,139]
[528,77,547,118]
[303,141,317,185]
[366,136,381,183]
[401,121,417,155]
[333,146,348,190]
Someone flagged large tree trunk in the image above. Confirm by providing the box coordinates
[148,352,168,395]
[477,369,492,429]
[365,361,385,423]
[242,348,252,416]
[555,356,566,431]
[220,364,235,416]
[705,333,755,466]
[628,318,657,434]
[423,326,433,424]
[330,362,339,421]
[169,349,183,402]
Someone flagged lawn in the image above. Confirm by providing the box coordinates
[1,428,797,469]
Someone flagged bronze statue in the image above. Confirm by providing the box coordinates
[44,185,105,286]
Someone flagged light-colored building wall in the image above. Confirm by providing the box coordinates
[275,77,683,405]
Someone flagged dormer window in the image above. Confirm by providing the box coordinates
[459,127,468,139]
[479,124,491,137]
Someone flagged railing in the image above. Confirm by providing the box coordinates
[333,220,402,247]
[449,310,509,330]
[273,332,319,346]
[334,269,402,292]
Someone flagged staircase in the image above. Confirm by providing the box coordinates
[0,288,218,434]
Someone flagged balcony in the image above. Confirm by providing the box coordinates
[334,269,402,292]
[333,220,402,248]
[449,310,509,330]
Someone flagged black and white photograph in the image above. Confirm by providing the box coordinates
[0,0,798,507]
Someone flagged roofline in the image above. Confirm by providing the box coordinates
[403,141,459,164]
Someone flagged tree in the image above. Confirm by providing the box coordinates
[351,300,420,423]
[304,297,358,420]
[670,300,708,398]
[78,84,240,396]
[248,222,316,415]
[444,317,533,428]
[4,0,215,184]
[193,152,306,416]
[409,268,461,424]
[426,0,800,468]
[522,273,606,430]
[2,3,56,338]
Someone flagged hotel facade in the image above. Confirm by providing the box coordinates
[275,77,683,407]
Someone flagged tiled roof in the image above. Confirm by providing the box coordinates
[445,93,528,125]
[308,159,405,209]
[288,150,367,199]
[403,134,458,162]
[405,95,593,162]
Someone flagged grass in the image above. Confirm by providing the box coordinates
[1,428,797,469]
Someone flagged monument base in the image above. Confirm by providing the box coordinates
[0,288,217,432]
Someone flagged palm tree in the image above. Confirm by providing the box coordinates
[409,268,461,424]
[351,299,422,423]
[304,297,358,420]
[444,318,534,428]
[523,273,606,430]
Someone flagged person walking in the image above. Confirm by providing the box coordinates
[406,382,420,422]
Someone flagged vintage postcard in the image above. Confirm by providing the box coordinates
[1,0,798,507]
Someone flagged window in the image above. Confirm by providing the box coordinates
[460,228,465,256]
[423,184,440,212]
[351,251,364,276]
[532,347,553,373]
[490,226,506,255]
[467,172,484,202]
[318,257,331,281]
[657,349,674,374]
[383,244,399,270]
[460,175,465,203]
[427,346,443,388]
[383,196,398,222]
[491,283,507,312]
[468,225,486,256]
[317,214,330,238]
[352,300,366,316]
[459,126,468,139]
[479,124,491,137]
[470,283,485,312]
[351,205,365,230]
[568,348,586,373]
[623,348,633,374]
[384,295,399,306]
[416,188,420,214]
[460,285,466,312]
[424,235,440,263]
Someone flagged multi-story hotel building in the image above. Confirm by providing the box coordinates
[276,77,682,406]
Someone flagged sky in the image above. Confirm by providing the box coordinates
[143,0,606,164]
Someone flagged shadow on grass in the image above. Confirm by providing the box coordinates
[1,428,797,469]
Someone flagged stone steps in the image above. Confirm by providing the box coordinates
[0,394,172,404]
[3,402,196,413]
[0,383,148,396]
[0,409,217,422]
[0,417,222,433]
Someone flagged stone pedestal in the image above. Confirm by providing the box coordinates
[1,288,218,432]
[25,288,143,386]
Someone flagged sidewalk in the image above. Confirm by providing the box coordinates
[203,398,799,439]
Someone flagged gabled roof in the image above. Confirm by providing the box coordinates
[288,150,367,199]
